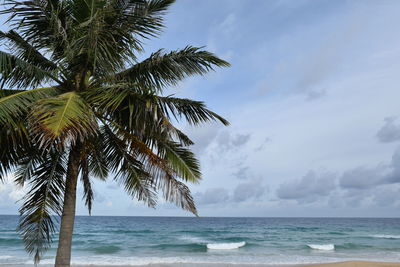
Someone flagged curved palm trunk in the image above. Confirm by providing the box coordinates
[55,147,81,267]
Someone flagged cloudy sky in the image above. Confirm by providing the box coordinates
[1,0,400,217]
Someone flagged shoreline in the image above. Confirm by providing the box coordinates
[78,262,400,267]
[309,261,400,267]
[72,262,400,267]
[4,262,400,267]
[85,263,400,267]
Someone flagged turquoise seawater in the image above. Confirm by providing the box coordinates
[1,215,400,265]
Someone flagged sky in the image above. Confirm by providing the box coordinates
[1,0,400,217]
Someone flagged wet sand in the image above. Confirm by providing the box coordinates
[70,262,400,267]
[109,262,400,267]
[308,261,400,267]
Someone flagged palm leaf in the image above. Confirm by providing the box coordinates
[0,87,56,126]
[101,125,158,207]
[103,46,230,90]
[0,51,61,88]
[157,140,201,183]
[31,91,98,147]
[157,96,229,126]
[0,0,71,62]
[118,0,175,39]
[0,0,230,263]
[85,85,227,147]
[13,149,42,186]
[17,152,67,264]
[66,0,175,77]
[158,174,197,215]
[82,137,109,180]
[0,121,30,181]
[0,30,58,72]
[106,123,198,214]
[80,157,94,214]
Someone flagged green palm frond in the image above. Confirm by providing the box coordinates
[61,0,174,77]
[84,85,160,136]
[117,165,158,207]
[157,140,201,183]
[83,137,109,180]
[1,0,230,263]
[0,121,30,181]
[86,86,228,145]
[69,0,126,76]
[102,126,158,207]
[0,51,61,88]
[118,0,175,39]
[107,123,198,214]
[14,149,42,186]
[0,87,57,126]
[81,157,94,214]
[165,125,194,146]
[157,96,229,126]
[158,174,197,215]
[17,152,67,264]
[103,46,230,90]
[31,91,98,147]
[0,0,71,62]
[0,30,58,72]
[111,122,178,175]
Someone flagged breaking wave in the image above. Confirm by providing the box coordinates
[307,244,335,251]
[207,241,246,250]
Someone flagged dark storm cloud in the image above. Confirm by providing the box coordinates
[195,188,230,205]
[233,179,266,202]
[276,171,336,203]
[377,117,400,143]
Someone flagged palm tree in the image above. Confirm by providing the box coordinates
[0,0,229,266]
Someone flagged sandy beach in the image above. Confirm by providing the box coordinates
[309,261,400,267]
[4,261,400,267]
[117,263,400,267]
[146,263,400,267]
[68,262,400,267]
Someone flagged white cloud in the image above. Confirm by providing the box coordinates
[0,174,25,212]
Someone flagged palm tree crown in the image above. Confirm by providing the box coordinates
[0,0,229,265]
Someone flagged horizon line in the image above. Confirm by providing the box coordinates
[0,214,399,219]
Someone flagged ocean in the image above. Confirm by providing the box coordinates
[1,215,400,266]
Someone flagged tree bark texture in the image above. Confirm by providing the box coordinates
[55,146,81,267]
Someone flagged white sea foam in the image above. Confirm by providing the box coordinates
[307,244,335,251]
[207,241,246,250]
[27,250,400,266]
[178,235,207,243]
[372,234,400,239]
[0,256,13,259]
[39,256,203,266]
